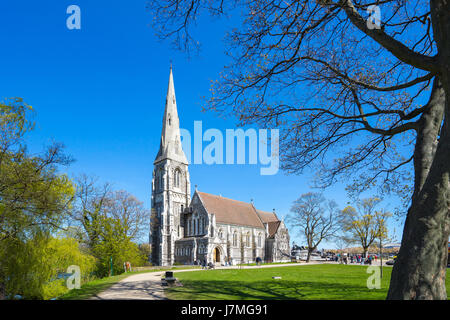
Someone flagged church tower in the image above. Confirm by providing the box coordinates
[150,67,191,266]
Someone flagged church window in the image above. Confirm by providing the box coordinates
[158,169,164,191]
[200,218,203,233]
[174,169,181,188]
[258,234,262,247]
[233,232,237,247]
[246,233,250,247]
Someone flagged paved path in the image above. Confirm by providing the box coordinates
[90,262,327,300]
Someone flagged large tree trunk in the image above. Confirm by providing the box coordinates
[306,249,312,263]
[387,0,450,300]
[363,247,368,259]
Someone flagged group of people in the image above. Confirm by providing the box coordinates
[332,253,378,265]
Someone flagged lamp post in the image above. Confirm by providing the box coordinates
[379,238,383,279]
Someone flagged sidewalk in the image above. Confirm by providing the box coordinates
[91,261,329,300]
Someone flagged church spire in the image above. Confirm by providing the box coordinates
[154,66,188,164]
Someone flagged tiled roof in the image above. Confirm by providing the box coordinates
[255,209,279,223]
[197,192,265,229]
[267,221,281,238]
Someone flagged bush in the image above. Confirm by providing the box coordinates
[0,235,96,300]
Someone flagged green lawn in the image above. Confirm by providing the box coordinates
[58,273,135,300]
[58,266,200,300]
[165,264,450,300]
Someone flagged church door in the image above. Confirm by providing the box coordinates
[213,247,220,263]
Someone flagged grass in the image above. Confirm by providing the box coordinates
[58,273,135,300]
[165,264,450,300]
[58,266,201,300]
[237,261,298,267]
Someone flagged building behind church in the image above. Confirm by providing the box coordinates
[150,67,291,266]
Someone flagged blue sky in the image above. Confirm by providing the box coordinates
[0,1,404,248]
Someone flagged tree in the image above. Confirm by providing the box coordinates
[91,216,145,277]
[0,98,75,299]
[0,98,74,243]
[70,174,111,248]
[287,192,339,262]
[103,190,149,242]
[70,175,150,276]
[340,197,390,258]
[138,243,151,264]
[149,0,450,299]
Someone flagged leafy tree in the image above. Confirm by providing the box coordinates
[340,197,390,258]
[0,98,73,243]
[287,192,339,262]
[0,234,95,300]
[0,98,75,299]
[70,176,150,276]
[138,243,152,264]
[40,236,96,299]
[149,0,450,299]
[92,217,145,277]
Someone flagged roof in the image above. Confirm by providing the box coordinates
[196,192,265,229]
[255,209,279,223]
[267,221,281,238]
[254,209,280,237]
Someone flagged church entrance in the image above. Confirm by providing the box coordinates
[213,247,220,263]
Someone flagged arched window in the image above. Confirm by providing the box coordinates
[155,169,163,190]
[233,232,238,247]
[174,168,181,188]
[159,169,165,190]
[257,233,262,247]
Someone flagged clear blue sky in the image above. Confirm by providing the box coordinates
[0,1,404,247]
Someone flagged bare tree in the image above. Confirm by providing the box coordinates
[148,0,450,299]
[71,175,150,245]
[71,174,111,247]
[104,190,150,242]
[287,192,339,262]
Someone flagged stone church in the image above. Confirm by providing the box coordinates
[150,67,291,266]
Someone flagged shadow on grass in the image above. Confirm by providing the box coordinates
[166,280,388,300]
[58,274,130,300]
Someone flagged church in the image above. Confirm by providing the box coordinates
[150,67,291,266]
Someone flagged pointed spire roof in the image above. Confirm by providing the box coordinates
[154,66,188,164]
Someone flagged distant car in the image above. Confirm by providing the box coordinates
[386,259,395,265]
